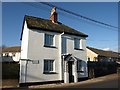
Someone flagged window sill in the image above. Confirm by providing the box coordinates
[74,48,84,51]
[44,45,57,48]
[43,72,57,74]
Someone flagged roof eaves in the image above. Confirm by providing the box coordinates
[28,25,88,37]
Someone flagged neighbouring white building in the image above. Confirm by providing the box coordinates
[2,46,21,62]
[20,7,88,85]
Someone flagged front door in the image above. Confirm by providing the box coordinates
[68,61,74,82]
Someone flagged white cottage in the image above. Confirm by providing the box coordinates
[20,7,88,85]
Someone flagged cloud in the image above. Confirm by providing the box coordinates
[103,48,111,51]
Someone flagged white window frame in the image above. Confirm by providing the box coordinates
[80,39,83,49]
[44,59,55,72]
[44,33,55,47]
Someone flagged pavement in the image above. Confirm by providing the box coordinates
[28,73,119,89]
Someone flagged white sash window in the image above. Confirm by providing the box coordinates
[45,34,54,46]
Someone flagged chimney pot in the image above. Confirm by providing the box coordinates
[50,7,58,23]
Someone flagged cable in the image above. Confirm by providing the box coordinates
[87,40,118,42]
[22,2,119,32]
[21,2,119,52]
[40,2,119,29]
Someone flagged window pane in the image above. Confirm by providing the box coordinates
[74,38,76,48]
[49,35,52,46]
[49,61,51,71]
[44,60,47,71]
[74,38,80,49]
[44,34,54,46]
[50,35,54,46]
[77,61,79,70]
[77,39,80,48]
[62,37,67,54]
[45,34,49,45]
[77,60,81,71]
[47,60,49,71]
[50,60,53,71]
[44,60,54,72]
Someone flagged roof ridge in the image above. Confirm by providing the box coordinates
[87,46,118,58]
[25,15,50,21]
[87,46,106,52]
[87,46,117,53]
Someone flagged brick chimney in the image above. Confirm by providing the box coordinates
[50,7,58,23]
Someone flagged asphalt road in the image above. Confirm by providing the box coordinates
[2,74,120,90]
[64,77,119,88]
[53,74,119,88]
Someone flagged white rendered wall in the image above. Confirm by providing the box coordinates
[62,34,88,78]
[20,21,29,59]
[20,21,29,83]
[25,29,62,83]
[20,20,88,83]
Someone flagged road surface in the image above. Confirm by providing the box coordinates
[2,73,120,89]
[52,74,119,88]
[62,76,119,88]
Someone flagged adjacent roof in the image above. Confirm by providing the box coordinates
[87,46,118,58]
[2,46,21,53]
[21,15,88,39]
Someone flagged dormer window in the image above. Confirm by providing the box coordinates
[44,33,55,47]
